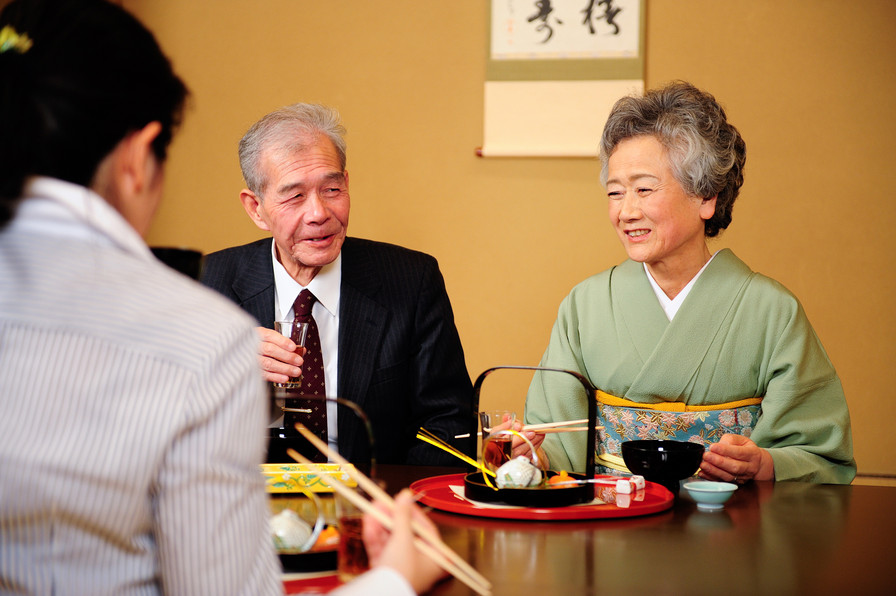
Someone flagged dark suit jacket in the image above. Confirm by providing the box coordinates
[200,237,476,465]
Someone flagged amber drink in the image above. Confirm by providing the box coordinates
[273,320,309,389]
[336,515,368,581]
[479,410,516,472]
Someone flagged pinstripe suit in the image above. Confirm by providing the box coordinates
[201,237,476,466]
[0,178,281,595]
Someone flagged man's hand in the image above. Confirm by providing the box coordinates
[256,326,304,384]
[699,434,775,483]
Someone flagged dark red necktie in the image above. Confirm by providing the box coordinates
[284,289,328,456]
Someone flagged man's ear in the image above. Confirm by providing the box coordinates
[240,188,270,231]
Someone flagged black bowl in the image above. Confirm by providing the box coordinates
[150,247,203,280]
[266,428,321,464]
[621,440,704,495]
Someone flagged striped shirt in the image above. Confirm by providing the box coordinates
[0,178,282,595]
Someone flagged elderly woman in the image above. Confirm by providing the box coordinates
[524,81,855,484]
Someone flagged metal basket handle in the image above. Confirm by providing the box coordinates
[471,365,597,488]
[282,395,377,478]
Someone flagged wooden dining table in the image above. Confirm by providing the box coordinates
[283,464,896,595]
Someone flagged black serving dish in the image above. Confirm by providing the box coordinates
[463,470,590,508]
[621,440,704,495]
[278,548,337,573]
[470,366,599,507]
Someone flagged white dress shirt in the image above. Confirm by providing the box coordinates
[330,567,415,596]
[271,240,341,453]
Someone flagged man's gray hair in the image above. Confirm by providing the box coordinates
[238,103,347,196]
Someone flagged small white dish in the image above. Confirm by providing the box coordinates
[682,480,737,512]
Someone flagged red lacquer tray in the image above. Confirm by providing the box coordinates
[410,473,674,521]
[283,573,340,594]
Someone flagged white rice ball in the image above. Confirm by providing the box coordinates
[270,509,313,551]
[495,456,543,488]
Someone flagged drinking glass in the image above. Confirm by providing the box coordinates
[479,410,516,472]
[273,320,309,389]
[334,480,384,582]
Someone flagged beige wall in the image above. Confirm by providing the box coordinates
[124,1,895,476]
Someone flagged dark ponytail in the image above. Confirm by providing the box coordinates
[0,0,188,227]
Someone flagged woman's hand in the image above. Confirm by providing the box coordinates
[362,490,447,594]
[508,420,549,468]
[699,434,775,483]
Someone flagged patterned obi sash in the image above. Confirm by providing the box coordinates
[594,391,762,474]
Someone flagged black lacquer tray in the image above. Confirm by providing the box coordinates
[463,470,591,508]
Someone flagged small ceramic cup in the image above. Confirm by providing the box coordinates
[682,480,738,512]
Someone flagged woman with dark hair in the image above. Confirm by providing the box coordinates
[0,0,187,226]
[524,81,855,484]
[0,2,446,594]
[0,0,284,593]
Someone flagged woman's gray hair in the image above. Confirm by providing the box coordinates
[599,81,746,237]
[238,103,347,197]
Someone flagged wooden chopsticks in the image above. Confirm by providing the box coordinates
[520,418,590,431]
[530,426,591,434]
[455,418,602,438]
[290,425,492,596]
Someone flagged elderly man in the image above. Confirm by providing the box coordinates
[201,103,474,465]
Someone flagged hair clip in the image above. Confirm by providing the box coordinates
[0,25,34,55]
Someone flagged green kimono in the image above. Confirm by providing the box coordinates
[525,249,856,483]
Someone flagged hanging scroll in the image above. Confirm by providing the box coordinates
[480,0,645,157]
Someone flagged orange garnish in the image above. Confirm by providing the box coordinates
[309,525,340,551]
[547,470,573,487]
